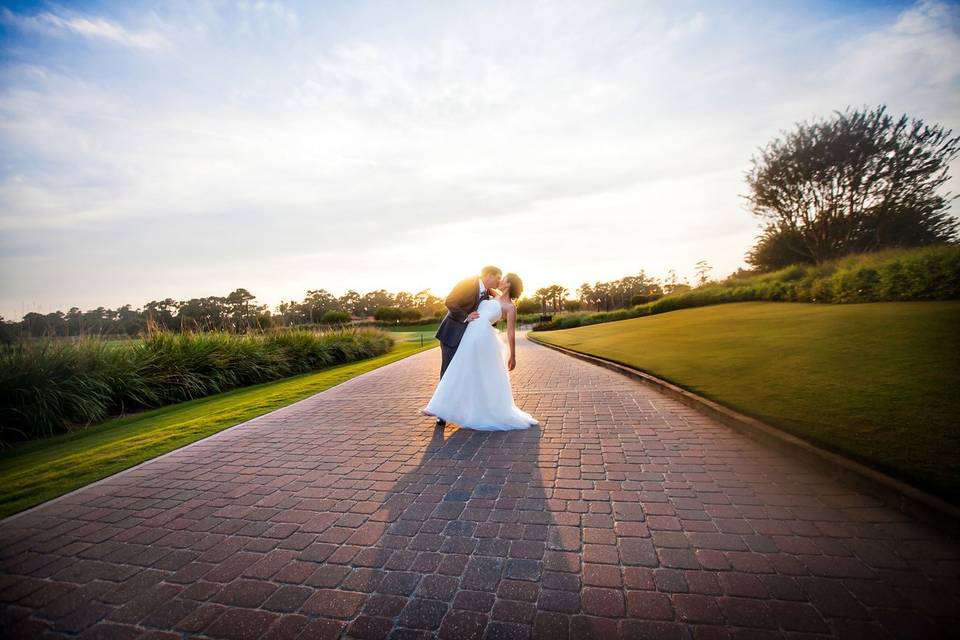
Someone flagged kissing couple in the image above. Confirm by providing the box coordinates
[422,265,539,431]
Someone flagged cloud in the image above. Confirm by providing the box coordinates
[667,11,707,40]
[0,0,958,318]
[1,7,170,50]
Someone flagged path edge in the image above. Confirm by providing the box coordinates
[527,333,960,530]
[0,345,438,526]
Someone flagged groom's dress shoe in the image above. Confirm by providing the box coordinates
[435,418,446,427]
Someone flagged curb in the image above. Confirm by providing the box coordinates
[527,333,960,531]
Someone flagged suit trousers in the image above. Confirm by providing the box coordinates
[440,342,458,379]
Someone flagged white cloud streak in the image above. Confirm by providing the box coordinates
[1,7,170,50]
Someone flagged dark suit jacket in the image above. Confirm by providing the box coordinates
[435,276,488,349]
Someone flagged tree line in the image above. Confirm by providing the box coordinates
[5,287,447,338]
[526,271,694,314]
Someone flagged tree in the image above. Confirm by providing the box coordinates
[226,288,258,331]
[413,289,444,317]
[577,283,593,308]
[746,226,814,271]
[744,105,960,265]
[23,312,47,337]
[534,288,552,314]
[302,289,338,324]
[663,270,679,295]
[0,316,12,344]
[144,299,177,330]
[357,290,395,317]
[544,285,568,312]
[338,290,362,316]
[592,282,611,311]
[694,260,713,286]
[516,298,540,314]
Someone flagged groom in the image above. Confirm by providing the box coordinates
[433,265,503,427]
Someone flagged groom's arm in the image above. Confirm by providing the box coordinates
[445,277,477,323]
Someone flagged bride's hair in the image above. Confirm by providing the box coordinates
[505,273,523,300]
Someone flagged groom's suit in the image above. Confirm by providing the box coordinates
[436,276,490,378]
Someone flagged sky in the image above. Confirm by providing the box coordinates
[1,0,958,319]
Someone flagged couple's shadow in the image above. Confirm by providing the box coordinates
[350,419,553,632]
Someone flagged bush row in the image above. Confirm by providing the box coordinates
[0,328,393,443]
[533,245,960,331]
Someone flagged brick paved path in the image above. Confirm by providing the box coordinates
[1,338,958,639]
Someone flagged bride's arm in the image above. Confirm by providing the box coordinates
[506,305,517,371]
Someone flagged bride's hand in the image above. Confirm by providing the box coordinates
[508,355,516,371]
[465,311,480,322]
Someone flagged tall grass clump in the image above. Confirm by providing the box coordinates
[0,328,393,443]
[534,245,960,331]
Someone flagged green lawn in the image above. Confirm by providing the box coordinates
[0,339,436,519]
[532,301,960,501]
[388,324,440,346]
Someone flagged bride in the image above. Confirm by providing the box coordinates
[422,272,538,431]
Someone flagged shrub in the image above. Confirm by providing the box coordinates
[400,308,422,322]
[532,246,960,331]
[373,307,421,322]
[0,328,393,443]
[320,310,351,324]
[630,294,662,306]
[374,307,402,322]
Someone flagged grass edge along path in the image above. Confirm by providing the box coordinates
[0,340,436,520]
[531,301,960,502]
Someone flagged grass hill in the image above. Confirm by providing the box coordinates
[531,301,960,501]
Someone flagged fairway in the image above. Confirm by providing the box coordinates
[532,301,960,501]
[0,339,436,519]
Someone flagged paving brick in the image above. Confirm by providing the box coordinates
[378,570,421,596]
[625,591,673,620]
[172,603,225,633]
[538,589,580,613]
[210,579,277,607]
[570,615,618,639]
[485,620,533,640]
[532,611,569,640]
[203,608,278,640]
[462,556,504,591]
[300,588,367,619]
[581,587,625,617]
[718,597,776,629]
[1,337,954,640]
[768,599,830,633]
[261,585,312,613]
[399,598,448,630]
[543,571,580,591]
[493,598,537,623]
[673,593,723,624]
[439,609,487,640]
[363,593,409,617]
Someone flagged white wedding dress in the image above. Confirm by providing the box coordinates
[424,299,538,431]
